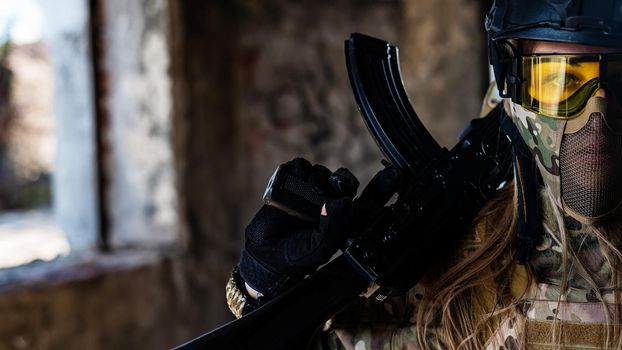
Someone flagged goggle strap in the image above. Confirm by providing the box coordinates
[491,39,521,98]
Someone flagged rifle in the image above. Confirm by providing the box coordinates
[174,33,512,350]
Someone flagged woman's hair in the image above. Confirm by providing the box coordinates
[413,181,622,350]
[414,182,524,349]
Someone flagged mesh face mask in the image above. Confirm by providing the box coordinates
[508,95,622,224]
[505,51,622,224]
[559,99,622,221]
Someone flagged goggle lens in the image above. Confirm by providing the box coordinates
[520,55,602,118]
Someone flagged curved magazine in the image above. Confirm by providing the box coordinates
[346,33,444,176]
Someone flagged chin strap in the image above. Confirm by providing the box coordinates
[501,115,542,265]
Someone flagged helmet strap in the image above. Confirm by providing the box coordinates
[501,114,543,264]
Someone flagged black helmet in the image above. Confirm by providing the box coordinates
[486,0,622,96]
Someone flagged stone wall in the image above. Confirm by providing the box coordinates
[0,1,488,349]
[401,0,488,146]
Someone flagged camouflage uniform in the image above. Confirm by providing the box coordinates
[314,89,622,350]
[315,282,447,350]
[485,188,620,350]
[315,190,620,350]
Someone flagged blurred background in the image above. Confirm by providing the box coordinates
[0,0,490,348]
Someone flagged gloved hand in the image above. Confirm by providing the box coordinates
[239,158,358,300]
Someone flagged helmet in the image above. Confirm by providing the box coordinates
[486,0,622,97]
[485,0,622,263]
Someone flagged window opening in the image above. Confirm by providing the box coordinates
[0,0,70,269]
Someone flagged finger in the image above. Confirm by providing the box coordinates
[318,198,353,242]
[329,168,359,198]
[287,198,353,269]
[353,165,402,228]
[356,164,402,207]
[307,164,332,190]
[285,157,313,179]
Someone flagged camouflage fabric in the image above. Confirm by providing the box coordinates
[505,97,621,225]
[317,189,621,350]
[505,100,564,208]
[530,188,614,302]
[486,189,621,350]
[313,283,450,350]
[485,317,521,350]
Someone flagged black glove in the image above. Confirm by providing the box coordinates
[351,161,402,234]
[239,158,358,299]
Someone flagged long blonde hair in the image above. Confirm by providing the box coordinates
[414,181,622,349]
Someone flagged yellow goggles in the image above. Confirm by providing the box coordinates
[518,54,622,119]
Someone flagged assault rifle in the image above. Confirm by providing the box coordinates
[174,33,512,350]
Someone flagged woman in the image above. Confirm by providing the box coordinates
[228,1,622,348]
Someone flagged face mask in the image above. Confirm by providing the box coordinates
[507,95,622,224]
